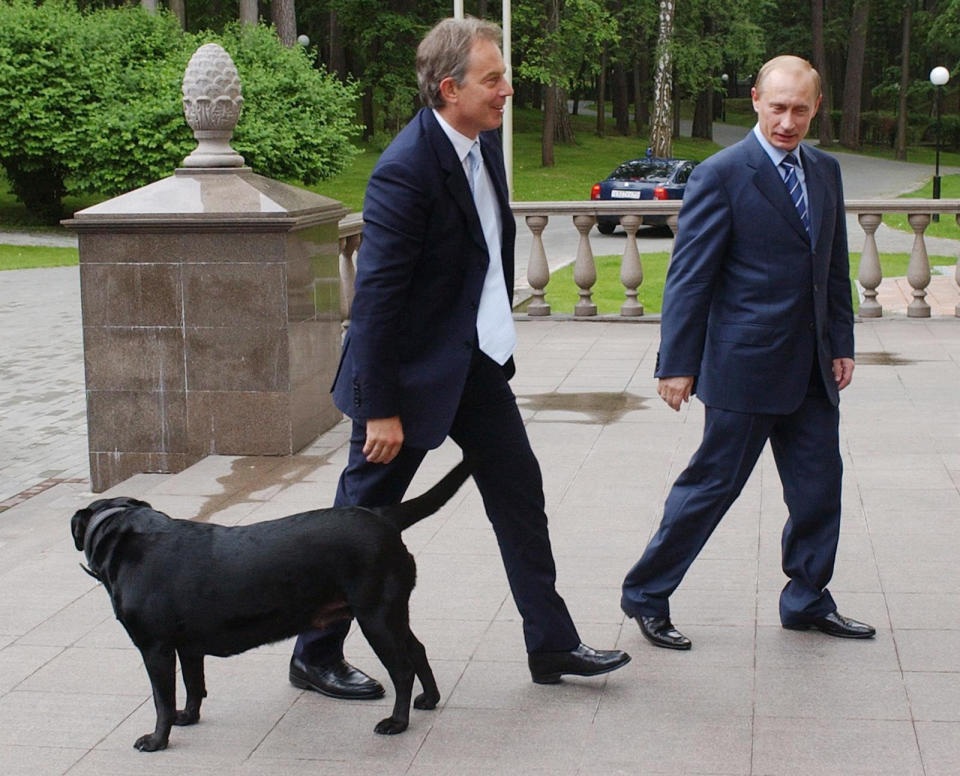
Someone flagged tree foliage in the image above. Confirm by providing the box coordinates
[0,0,361,221]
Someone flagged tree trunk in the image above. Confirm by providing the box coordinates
[239,0,257,25]
[895,2,912,160]
[272,0,297,47]
[362,86,374,141]
[672,87,680,137]
[635,54,650,131]
[613,62,630,135]
[328,9,346,78]
[169,0,186,28]
[596,50,607,137]
[555,88,575,143]
[140,0,157,12]
[811,0,835,145]
[650,0,675,157]
[839,0,870,149]
[542,83,556,167]
[691,88,712,140]
[542,0,560,164]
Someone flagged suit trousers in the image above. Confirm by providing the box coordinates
[294,346,581,664]
[620,386,842,625]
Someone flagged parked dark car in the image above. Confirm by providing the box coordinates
[590,157,697,234]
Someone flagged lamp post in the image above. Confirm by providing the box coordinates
[930,66,950,221]
[721,73,728,122]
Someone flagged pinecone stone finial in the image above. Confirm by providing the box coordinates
[181,43,245,168]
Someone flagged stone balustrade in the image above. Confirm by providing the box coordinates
[338,199,960,321]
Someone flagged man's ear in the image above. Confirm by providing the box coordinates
[438,76,459,104]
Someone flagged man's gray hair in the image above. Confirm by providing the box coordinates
[417,17,502,109]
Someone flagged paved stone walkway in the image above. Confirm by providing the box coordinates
[1,268,960,773]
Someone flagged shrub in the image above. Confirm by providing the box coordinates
[0,1,362,222]
[0,0,95,221]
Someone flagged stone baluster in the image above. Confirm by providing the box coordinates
[906,213,932,318]
[856,213,883,317]
[525,215,551,316]
[619,214,644,316]
[572,214,597,316]
[338,232,361,321]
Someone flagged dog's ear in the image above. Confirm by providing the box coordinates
[70,507,93,551]
[69,497,153,551]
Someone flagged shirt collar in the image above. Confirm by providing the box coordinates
[752,124,803,169]
[433,109,477,164]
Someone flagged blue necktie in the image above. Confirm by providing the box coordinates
[780,153,810,236]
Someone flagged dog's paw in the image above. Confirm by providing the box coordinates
[133,733,168,752]
[413,691,439,710]
[373,716,409,735]
[174,709,200,726]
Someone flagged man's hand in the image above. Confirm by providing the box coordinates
[832,357,854,391]
[363,416,404,464]
[658,376,694,411]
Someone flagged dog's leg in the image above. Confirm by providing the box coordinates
[356,612,415,735]
[135,646,178,751]
[407,630,440,711]
[175,650,206,726]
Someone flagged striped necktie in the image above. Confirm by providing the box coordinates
[780,153,810,236]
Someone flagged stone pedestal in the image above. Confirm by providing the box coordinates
[64,168,346,491]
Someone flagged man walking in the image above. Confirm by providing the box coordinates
[621,55,875,650]
[290,17,630,699]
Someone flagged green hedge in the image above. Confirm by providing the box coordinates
[0,1,361,222]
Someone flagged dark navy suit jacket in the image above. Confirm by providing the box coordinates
[655,131,854,414]
[332,108,516,448]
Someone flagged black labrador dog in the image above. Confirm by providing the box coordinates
[71,460,470,751]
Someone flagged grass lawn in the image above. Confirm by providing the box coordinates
[306,109,724,211]
[0,244,78,271]
[882,173,960,239]
[543,251,953,315]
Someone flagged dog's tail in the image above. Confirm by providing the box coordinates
[379,459,472,531]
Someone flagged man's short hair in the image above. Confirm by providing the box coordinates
[754,55,822,100]
[417,17,502,109]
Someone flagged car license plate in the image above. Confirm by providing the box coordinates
[610,190,641,199]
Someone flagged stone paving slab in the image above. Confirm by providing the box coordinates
[1,314,959,774]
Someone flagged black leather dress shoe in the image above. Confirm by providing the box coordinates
[528,643,631,684]
[783,611,876,639]
[635,616,692,650]
[289,657,385,699]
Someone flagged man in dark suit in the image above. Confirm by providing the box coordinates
[289,17,630,699]
[621,55,875,650]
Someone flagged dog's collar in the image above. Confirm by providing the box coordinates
[81,505,127,579]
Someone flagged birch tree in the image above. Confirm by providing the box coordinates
[649,0,675,157]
